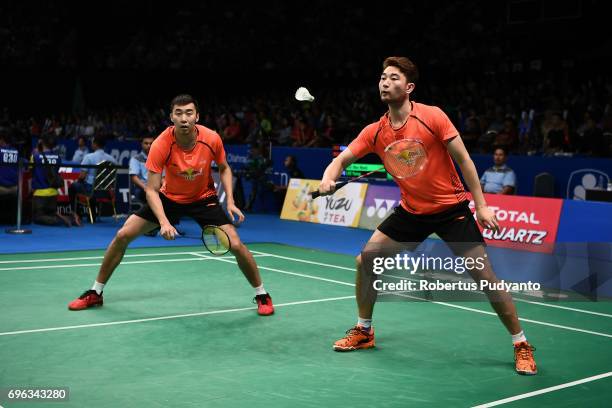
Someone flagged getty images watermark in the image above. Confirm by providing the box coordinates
[371,253,541,293]
[358,242,546,303]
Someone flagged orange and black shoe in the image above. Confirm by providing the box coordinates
[333,326,375,351]
[514,341,537,375]
[253,293,274,316]
[68,290,103,311]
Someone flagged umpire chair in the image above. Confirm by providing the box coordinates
[76,160,118,223]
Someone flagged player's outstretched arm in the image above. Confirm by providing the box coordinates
[145,170,177,240]
[446,136,499,232]
[218,161,244,224]
[318,148,357,196]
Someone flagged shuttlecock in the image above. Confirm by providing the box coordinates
[295,87,315,102]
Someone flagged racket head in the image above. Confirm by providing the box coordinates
[201,225,231,255]
[383,138,428,179]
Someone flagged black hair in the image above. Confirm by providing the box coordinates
[170,94,200,113]
[93,135,106,148]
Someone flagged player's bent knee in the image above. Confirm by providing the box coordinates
[115,227,139,245]
[114,229,130,244]
[229,239,245,254]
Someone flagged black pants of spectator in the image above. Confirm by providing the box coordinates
[32,196,61,225]
[245,177,270,211]
[69,180,95,218]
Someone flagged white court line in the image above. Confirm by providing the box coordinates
[0,254,270,271]
[514,300,612,318]
[189,252,355,287]
[250,250,355,271]
[471,372,612,407]
[0,251,221,264]
[383,272,612,319]
[251,250,612,318]
[247,250,612,339]
[0,295,355,336]
[390,292,612,339]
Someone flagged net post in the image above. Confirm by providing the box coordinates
[6,159,32,234]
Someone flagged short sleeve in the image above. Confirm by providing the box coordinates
[129,157,139,175]
[347,123,378,159]
[432,107,459,142]
[503,170,516,187]
[71,151,82,163]
[212,132,226,164]
[146,139,166,174]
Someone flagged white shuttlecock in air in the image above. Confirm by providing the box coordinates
[295,87,315,102]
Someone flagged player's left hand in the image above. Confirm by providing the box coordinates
[476,206,500,232]
[227,203,245,224]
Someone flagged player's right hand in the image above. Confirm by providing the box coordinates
[159,223,178,240]
[317,179,336,196]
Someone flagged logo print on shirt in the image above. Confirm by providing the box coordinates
[179,167,203,181]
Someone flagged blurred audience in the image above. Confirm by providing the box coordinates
[1,2,610,157]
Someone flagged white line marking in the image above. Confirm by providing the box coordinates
[189,252,355,287]
[391,292,612,339]
[513,300,612,318]
[383,272,612,319]
[0,295,355,336]
[0,251,214,264]
[253,250,612,319]
[471,372,612,407]
[248,250,612,338]
[0,254,270,271]
[250,250,354,271]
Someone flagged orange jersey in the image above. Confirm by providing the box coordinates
[146,124,226,204]
[348,101,467,215]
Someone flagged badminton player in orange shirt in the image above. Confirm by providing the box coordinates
[317,57,536,375]
[68,94,274,316]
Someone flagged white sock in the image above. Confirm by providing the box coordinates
[512,330,527,344]
[92,281,105,295]
[254,284,267,296]
[357,317,372,331]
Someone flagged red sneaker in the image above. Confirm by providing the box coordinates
[253,293,274,316]
[68,290,103,310]
[514,341,537,375]
[333,326,375,351]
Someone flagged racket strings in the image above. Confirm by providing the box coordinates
[383,140,427,179]
[202,226,231,255]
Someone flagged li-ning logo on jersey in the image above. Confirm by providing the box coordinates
[179,167,203,181]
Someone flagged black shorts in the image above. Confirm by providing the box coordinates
[135,193,231,228]
[377,200,484,249]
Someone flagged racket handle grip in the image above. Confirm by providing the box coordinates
[310,181,348,199]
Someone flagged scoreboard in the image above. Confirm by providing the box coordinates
[332,145,391,180]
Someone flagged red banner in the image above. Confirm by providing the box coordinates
[467,193,563,253]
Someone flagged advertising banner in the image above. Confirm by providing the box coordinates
[281,178,368,227]
[468,193,563,253]
[280,178,321,223]
[358,185,401,230]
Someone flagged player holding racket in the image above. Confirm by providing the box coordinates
[68,94,274,316]
[317,57,536,375]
